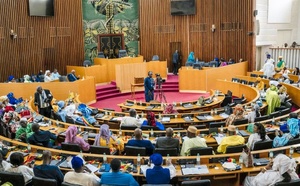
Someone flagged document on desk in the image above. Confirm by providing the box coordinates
[181,165,209,175]
[214,136,225,145]
[204,115,213,120]
[161,117,171,122]
[219,113,229,118]
[85,163,99,173]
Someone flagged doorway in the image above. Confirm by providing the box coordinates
[169,42,181,73]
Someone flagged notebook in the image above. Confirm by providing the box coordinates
[239,130,250,137]
[253,158,270,166]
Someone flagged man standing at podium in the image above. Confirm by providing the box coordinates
[172,50,179,75]
[144,71,155,102]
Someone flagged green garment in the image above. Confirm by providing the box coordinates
[266,89,281,114]
[277,60,285,69]
[15,123,33,140]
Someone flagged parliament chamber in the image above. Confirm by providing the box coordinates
[0,59,299,185]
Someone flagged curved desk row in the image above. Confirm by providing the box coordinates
[1,134,300,186]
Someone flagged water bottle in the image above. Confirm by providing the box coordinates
[137,154,141,166]
[235,127,239,135]
[290,147,294,158]
[272,117,275,125]
[150,128,154,137]
[159,113,161,119]
[166,154,171,166]
[119,128,122,136]
[103,153,107,164]
[210,109,214,116]
[220,125,224,134]
[141,112,144,118]
[196,153,200,165]
[27,143,31,153]
[134,100,136,105]
[239,155,243,168]
[269,151,274,160]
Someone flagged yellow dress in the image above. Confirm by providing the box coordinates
[256,81,264,91]
[99,136,124,154]
[217,135,245,154]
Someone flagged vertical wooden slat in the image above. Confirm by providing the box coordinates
[139,0,255,70]
[0,0,84,81]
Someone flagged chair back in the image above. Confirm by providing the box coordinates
[254,115,270,122]
[280,108,291,115]
[59,76,68,82]
[0,171,25,186]
[61,142,81,152]
[32,176,57,186]
[65,116,75,124]
[253,140,273,151]
[287,138,300,146]
[194,125,206,129]
[209,121,225,128]
[125,146,146,156]
[89,145,110,154]
[232,78,240,82]
[274,179,300,186]
[270,111,280,118]
[154,148,177,156]
[250,73,258,77]
[233,118,248,125]
[181,179,211,186]
[120,125,138,131]
[225,144,247,154]
[190,147,213,156]
[61,182,82,186]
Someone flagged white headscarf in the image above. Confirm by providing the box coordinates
[272,154,297,175]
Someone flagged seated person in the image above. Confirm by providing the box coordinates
[278,85,287,103]
[100,158,139,186]
[64,156,99,186]
[93,124,124,154]
[145,153,176,184]
[33,150,64,186]
[243,154,298,186]
[64,100,80,121]
[120,108,143,128]
[163,104,178,114]
[255,77,265,91]
[56,100,67,122]
[279,67,290,75]
[246,103,261,123]
[67,70,80,82]
[0,152,11,171]
[219,58,227,66]
[217,125,245,154]
[23,75,32,83]
[156,127,180,153]
[266,82,281,114]
[44,70,53,82]
[142,111,165,130]
[226,104,246,126]
[246,123,270,150]
[127,128,155,155]
[185,52,195,66]
[27,123,57,148]
[15,117,33,142]
[5,152,34,184]
[180,126,207,156]
[77,104,97,126]
[51,69,61,80]
[65,126,90,152]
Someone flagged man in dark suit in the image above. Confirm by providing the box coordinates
[144,71,155,102]
[127,128,154,155]
[67,69,80,82]
[34,86,53,118]
[172,50,178,75]
[155,127,180,153]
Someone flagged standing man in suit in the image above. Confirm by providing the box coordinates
[144,71,155,102]
[34,86,53,118]
[67,70,80,82]
[156,127,180,153]
[172,50,178,75]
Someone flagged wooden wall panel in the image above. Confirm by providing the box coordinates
[139,0,256,70]
[0,0,84,82]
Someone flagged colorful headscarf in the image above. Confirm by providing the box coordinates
[100,124,111,145]
[65,126,78,143]
[163,104,177,114]
[8,75,14,81]
[233,104,244,116]
[147,112,156,127]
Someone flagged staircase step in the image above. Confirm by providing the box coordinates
[96,89,119,96]
[96,85,117,92]
[97,92,121,101]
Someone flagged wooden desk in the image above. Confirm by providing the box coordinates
[0,77,96,104]
[247,71,299,82]
[179,62,248,92]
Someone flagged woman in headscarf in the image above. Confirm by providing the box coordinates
[163,104,178,114]
[93,124,124,154]
[255,77,265,91]
[44,70,52,82]
[243,154,298,186]
[219,58,227,67]
[56,100,67,122]
[185,52,195,66]
[142,112,165,130]
[65,125,90,151]
[246,123,269,150]
[266,82,281,114]
[246,103,261,123]
[225,104,246,126]
[23,75,32,83]
[278,85,287,103]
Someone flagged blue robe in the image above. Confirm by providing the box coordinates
[186,52,195,66]
[144,77,154,102]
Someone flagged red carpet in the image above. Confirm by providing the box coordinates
[90,92,209,111]
[90,74,209,111]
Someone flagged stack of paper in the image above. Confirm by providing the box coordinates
[181,165,209,175]
[161,117,171,122]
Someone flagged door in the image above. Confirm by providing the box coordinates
[169,42,181,73]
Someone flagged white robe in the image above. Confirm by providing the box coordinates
[263,61,275,78]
